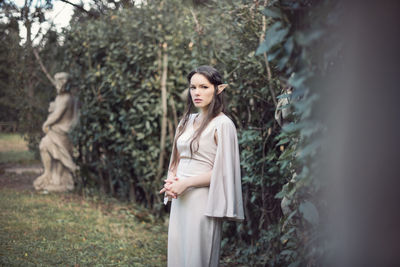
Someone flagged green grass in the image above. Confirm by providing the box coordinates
[0,135,168,266]
[0,133,37,164]
[0,133,23,141]
[0,150,36,165]
[0,189,168,266]
[0,133,28,150]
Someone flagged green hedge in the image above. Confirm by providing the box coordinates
[64,1,194,209]
[62,0,331,265]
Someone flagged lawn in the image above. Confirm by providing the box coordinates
[0,134,240,266]
[0,133,36,165]
[0,189,168,266]
[0,133,168,266]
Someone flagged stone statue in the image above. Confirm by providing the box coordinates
[33,72,79,192]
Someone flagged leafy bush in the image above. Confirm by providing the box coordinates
[256,0,343,265]
[62,0,340,264]
[64,1,194,210]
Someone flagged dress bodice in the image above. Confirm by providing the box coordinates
[165,112,245,222]
[176,113,223,169]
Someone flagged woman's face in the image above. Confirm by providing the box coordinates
[189,73,215,112]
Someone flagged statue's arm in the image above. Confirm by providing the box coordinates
[43,96,69,128]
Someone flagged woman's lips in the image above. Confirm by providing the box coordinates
[194,99,202,103]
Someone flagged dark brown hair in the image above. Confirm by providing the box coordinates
[169,65,226,171]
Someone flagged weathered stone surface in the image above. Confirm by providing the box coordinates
[33,72,79,192]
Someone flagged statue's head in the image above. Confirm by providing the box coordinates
[54,72,70,94]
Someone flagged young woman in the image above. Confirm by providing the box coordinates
[159,65,244,267]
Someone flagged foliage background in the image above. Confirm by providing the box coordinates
[1,0,342,265]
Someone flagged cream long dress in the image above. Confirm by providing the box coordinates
[164,113,244,267]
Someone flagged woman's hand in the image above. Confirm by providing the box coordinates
[159,178,178,198]
[168,177,189,197]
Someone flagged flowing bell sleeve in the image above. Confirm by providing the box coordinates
[204,119,245,222]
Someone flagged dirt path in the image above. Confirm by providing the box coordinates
[0,163,42,191]
[0,133,42,191]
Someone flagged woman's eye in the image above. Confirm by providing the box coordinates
[190,86,208,89]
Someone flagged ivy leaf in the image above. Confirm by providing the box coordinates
[274,190,285,199]
[261,7,282,18]
[299,201,319,225]
[288,261,301,267]
[284,36,294,55]
[298,138,321,158]
[276,137,290,146]
[256,22,288,55]
[276,93,292,99]
[295,29,324,46]
[267,49,281,61]
[277,54,290,70]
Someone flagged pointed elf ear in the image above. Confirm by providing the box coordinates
[217,84,228,95]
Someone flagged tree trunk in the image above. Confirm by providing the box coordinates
[156,44,168,180]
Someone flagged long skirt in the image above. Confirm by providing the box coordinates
[168,167,222,267]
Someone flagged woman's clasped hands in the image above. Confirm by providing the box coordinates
[159,177,188,199]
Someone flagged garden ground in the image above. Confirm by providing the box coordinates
[0,134,168,266]
[0,133,240,266]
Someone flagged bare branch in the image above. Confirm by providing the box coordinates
[33,48,57,87]
[58,0,97,17]
[156,43,169,180]
[260,0,278,107]
[189,8,203,35]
